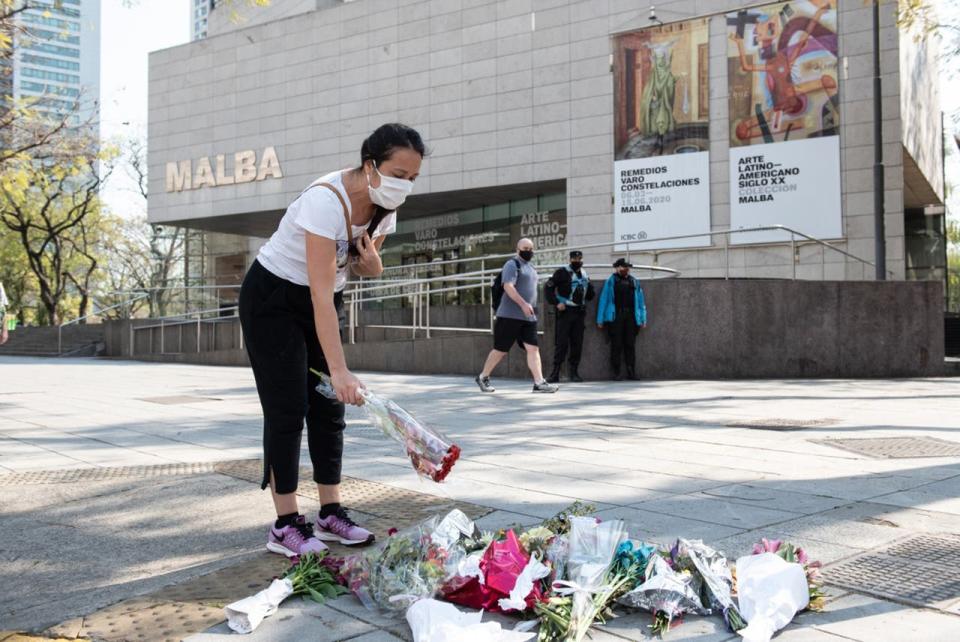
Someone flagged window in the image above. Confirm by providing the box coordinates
[24,28,80,45]
[21,53,80,71]
[20,81,80,96]
[22,14,80,32]
[34,2,81,18]
[21,67,79,84]
[25,42,80,58]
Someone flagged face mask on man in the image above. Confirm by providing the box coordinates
[367,161,414,209]
[570,261,583,270]
[519,249,534,261]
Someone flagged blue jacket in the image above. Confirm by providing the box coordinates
[596,274,647,327]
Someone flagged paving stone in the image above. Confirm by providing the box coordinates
[185,599,375,641]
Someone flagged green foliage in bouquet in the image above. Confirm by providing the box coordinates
[281,552,349,605]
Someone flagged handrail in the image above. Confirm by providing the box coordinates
[57,292,151,354]
[377,225,891,279]
[129,304,240,357]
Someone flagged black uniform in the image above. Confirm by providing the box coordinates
[549,265,594,380]
[609,274,638,379]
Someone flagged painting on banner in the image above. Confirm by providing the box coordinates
[613,18,711,250]
[726,0,841,243]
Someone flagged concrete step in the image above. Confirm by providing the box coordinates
[945,358,960,377]
[0,324,105,358]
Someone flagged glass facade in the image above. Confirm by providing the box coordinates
[378,192,566,307]
[905,208,947,284]
[193,0,210,40]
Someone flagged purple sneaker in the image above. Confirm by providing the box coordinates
[266,515,328,558]
[315,507,375,547]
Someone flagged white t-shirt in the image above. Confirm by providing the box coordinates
[257,170,396,291]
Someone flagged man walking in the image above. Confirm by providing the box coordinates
[597,259,647,380]
[547,250,594,383]
[475,238,558,393]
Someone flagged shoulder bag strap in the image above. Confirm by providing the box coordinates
[316,182,352,242]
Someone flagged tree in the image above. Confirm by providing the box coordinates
[1,1,86,169]
[0,134,115,325]
[104,138,186,318]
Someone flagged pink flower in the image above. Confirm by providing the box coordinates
[795,547,809,565]
[752,538,783,555]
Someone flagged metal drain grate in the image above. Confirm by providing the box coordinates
[727,418,838,431]
[137,395,221,405]
[813,436,960,459]
[0,462,221,485]
[826,533,960,614]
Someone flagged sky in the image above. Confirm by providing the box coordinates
[95,0,960,226]
[99,0,190,220]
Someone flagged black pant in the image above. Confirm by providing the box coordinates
[553,308,585,370]
[238,260,345,494]
[608,309,637,377]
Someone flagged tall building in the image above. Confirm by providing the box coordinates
[191,0,209,41]
[10,0,100,126]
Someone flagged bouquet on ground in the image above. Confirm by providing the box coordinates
[745,539,825,611]
[617,545,712,638]
[341,509,478,612]
[441,528,550,613]
[536,517,632,642]
[313,369,461,482]
[678,539,746,633]
[223,551,346,634]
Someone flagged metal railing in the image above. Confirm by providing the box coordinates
[67,225,890,355]
[341,262,678,343]
[374,225,891,281]
[128,303,240,357]
[57,292,150,354]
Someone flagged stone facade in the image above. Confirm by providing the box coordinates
[148,0,942,281]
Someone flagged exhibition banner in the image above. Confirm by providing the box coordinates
[726,0,841,243]
[613,18,711,250]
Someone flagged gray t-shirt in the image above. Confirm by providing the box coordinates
[496,257,538,321]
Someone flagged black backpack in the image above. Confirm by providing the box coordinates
[490,258,522,311]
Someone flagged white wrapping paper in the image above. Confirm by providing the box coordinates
[735,553,810,642]
[405,599,535,642]
[224,577,294,634]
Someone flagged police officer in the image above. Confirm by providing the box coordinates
[547,250,594,383]
[597,259,647,380]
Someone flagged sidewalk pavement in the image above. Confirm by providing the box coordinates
[1,356,960,640]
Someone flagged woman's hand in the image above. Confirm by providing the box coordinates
[352,232,383,277]
[330,368,365,406]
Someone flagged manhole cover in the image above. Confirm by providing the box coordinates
[137,395,221,405]
[727,418,837,431]
[813,436,960,459]
[0,462,221,485]
[826,533,960,614]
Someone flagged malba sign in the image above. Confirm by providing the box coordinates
[165,147,282,192]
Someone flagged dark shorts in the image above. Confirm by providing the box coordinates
[493,317,538,352]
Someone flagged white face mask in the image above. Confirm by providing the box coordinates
[367,162,414,210]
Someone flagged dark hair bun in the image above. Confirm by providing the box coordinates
[360,123,427,164]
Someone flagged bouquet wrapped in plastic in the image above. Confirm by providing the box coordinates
[440,529,550,613]
[536,517,627,642]
[618,554,711,637]
[341,509,478,612]
[313,369,461,481]
[677,539,746,632]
